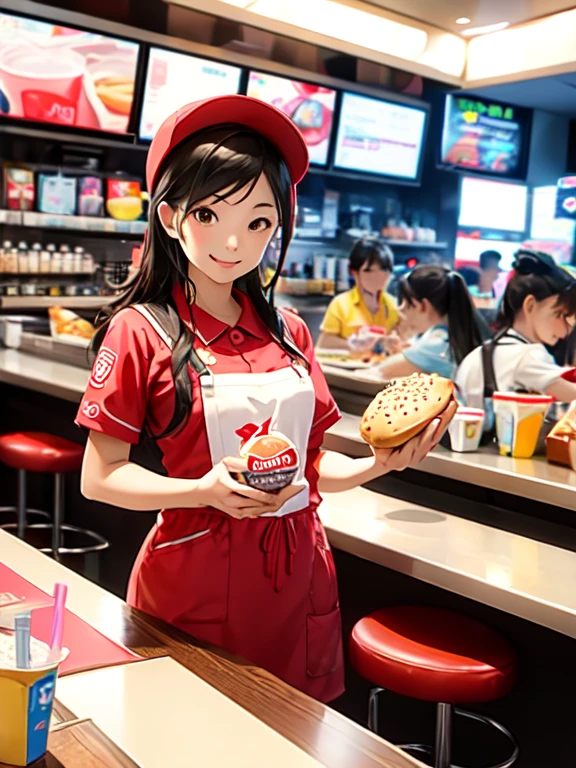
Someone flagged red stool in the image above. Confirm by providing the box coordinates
[350,606,519,768]
[0,432,108,560]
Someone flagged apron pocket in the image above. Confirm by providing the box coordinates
[140,517,230,626]
[306,607,343,678]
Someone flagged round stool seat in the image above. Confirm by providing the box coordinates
[350,606,517,704]
[0,433,83,474]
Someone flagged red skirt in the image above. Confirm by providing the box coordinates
[127,506,344,703]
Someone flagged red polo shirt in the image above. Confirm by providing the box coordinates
[76,286,341,512]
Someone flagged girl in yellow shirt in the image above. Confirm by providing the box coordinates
[317,237,399,350]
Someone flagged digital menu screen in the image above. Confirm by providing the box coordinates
[247,71,336,167]
[532,185,575,241]
[139,47,242,141]
[0,12,140,133]
[333,92,427,180]
[459,177,527,232]
[441,95,528,178]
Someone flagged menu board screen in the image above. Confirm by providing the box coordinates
[247,71,336,166]
[441,95,528,178]
[459,177,527,232]
[0,11,140,133]
[139,47,242,141]
[333,92,427,180]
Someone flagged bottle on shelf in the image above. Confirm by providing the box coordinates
[82,251,94,274]
[7,244,18,274]
[28,243,41,274]
[17,241,29,273]
[60,244,74,274]
[73,246,84,273]
[0,240,10,273]
[39,244,51,274]
[47,243,61,273]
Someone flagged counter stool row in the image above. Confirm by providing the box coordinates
[0,431,108,559]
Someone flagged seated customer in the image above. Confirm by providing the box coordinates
[469,249,502,298]
[456,250,576,412]
[317,237,399,351]
[456,251,576,414]
[375,265,487,380]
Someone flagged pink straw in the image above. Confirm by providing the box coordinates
[47,583,67,664]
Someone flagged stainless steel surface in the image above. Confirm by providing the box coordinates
[324,411,576,511]
[435,703,452,768]
[53,473,64,560]
[0,349,89,402]
[368,687,384,732]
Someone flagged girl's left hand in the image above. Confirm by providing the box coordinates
[372,399,457,473]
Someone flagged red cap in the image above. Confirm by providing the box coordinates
[146,94,309,194]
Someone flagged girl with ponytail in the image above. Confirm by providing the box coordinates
[75,96,453,703]
[376,265,487,380]
[456,250,576,415]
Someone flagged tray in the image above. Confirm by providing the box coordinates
[19,332,94,370]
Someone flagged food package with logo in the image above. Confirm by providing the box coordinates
[48,306,95,345]
[230,418,300,493]
[38,174,77,216]
[106,178,142,221]
[546,401,576,467]
[78,176,104,216]
[4,165,35,211]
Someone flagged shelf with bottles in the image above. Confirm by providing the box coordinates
[0,295,112,310]
[0,240,96,277]
[0,210,147,237]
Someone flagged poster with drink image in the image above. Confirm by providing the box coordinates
[0,12,139,133]
[247,71,336,166]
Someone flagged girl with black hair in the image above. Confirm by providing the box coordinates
[317,236,399,351]
[375,264,487,380]
[75,96,454,703]
[456,250,576,415]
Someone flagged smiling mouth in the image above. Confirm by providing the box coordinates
[209,254,241,268]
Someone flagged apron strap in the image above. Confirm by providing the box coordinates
[132,303,210,377]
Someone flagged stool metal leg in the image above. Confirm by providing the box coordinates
[52,474,64,561]
[435,702,453,768]
[17,469,26,539]
[368,687,384,732]
[452,708,520,768]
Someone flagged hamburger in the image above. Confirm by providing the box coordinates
[360,373,456,449]
[231,418,299,493]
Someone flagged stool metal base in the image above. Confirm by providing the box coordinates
[0,506,50,523]
[368,688,519,768]
[1,522,109,560]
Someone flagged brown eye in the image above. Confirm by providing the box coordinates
[249,217,271,232]
[193,208,217,225]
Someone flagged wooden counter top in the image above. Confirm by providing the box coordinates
[0,531,421,768]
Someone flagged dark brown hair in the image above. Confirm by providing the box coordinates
[399,265,488,365]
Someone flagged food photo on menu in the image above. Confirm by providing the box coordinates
[247,71,336,166]
[0,11,139,132]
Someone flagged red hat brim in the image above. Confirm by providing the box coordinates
[146,94,309,194]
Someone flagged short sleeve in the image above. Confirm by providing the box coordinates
[403,327,454,379]
[281,310,341,451]
[319,296,344,337]
[515,346,567,393]
[75,309,155,444]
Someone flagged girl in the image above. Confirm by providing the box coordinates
[76,95,454,703]
[317,237,399,351]
[456,250,576,413]
[375,265,487,380]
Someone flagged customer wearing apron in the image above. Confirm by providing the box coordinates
[76,96,455,703]
[375,265,487,381]
[456,250,576,427]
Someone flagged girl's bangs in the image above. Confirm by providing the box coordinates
[557,283,576,317]
[398,276,417,306]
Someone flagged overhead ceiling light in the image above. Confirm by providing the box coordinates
[460,21,509,36]
[455,17,471,24]
[246,0,429,60]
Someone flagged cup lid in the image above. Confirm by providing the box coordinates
[455,407,485,418]
[492,391,554,404]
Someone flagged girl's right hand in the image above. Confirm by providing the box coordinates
[194,457,306,519]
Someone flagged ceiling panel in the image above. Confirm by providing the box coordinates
[364,0,576,33]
